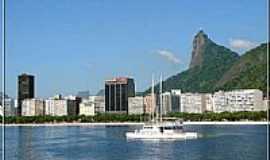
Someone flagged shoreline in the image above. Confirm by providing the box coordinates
[2,121,269,127]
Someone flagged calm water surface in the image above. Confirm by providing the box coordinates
[1,125,267,160]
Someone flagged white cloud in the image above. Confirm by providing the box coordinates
[156,49,180,64]
[229,38,257,51]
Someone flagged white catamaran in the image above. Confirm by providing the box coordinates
[126,74,198,140]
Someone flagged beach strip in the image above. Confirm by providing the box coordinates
[1,121,269,127]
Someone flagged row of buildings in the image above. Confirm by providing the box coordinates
[0,74,268,117]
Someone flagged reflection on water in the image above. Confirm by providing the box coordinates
[1,125,267,160]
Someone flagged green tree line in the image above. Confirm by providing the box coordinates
[1,111,267,124]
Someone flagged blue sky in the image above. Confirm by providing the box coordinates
[0,0,268,98]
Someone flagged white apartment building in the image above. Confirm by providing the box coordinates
[45,97,77,116]
[93,96,105,113]
[181,93,203,113]
[213,89,265,112]
[0,105,3,116]
[2,98,16,116]
[202,94,213,112]
[22,98,45,116]
[79,96,105,115]
[128,96,144,115]
[79,99,95,116]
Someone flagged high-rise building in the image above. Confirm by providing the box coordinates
[105,77,135,114]
[18,73,35,116]
[171,90,181,113]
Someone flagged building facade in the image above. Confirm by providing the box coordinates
[79,99,95,116]
[64,95,81,115]
[21,98,44,116]
[93,96,105,113]
[161,92,172,115]
[4,98,16,116]
[181,93,203,113]
[128,96,144,115]
[18,73,35,116]
[79,96,105,115]
[213,89,265,112]
[171,90,181,113]
[105,77,135,114]
[202,94,213,112]
[45,96,77,116]
[143,94,156,114]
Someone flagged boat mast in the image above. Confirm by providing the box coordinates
[151,74,154,122]
[160,74,163,122]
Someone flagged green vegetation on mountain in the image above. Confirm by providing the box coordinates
[144,30,267,95]
[216,43,268,95]
[144,30,239,94]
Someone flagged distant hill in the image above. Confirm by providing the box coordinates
[216,43,268,95]
[144,30,240,94]
[96,89,105,96]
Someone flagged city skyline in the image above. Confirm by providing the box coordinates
[0,0,268,98]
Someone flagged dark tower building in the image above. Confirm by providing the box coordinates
[105,77,135,114]
[18,73,35,116]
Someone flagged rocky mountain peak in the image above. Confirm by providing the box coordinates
[189,30,209,68]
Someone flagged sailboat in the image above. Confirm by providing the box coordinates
[125,74,198,140]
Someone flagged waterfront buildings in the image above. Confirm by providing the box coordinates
[4,98,16,116]
[181,93,204,113]
[161,92,172,115]
[154,89,181,115]
[64,95,81,115]
[105,77,135,114]
[79,99,95,116]
[18,73,35,116]
[79,96,105,115]
[7,73,268,116]
[213,89,265,112]
[171,90,181,113]
[0,96,16,116]
[202,94,214,112]
[21,98,44,116]
[0,106,2,116]
[45,95,77,116]
[213,91,227,112]
[93,96,105,113]
[143,94,156,114]
[128,96,144,115]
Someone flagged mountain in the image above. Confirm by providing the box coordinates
[216,43,267,94]
[144,30,240,94]
[77,90,90,99]
[189,30,209,68]
[96,89,105,96]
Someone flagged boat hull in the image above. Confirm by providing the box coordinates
[126,132,198,139]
